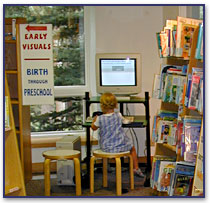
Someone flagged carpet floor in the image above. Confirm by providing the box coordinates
[25,167,157,198]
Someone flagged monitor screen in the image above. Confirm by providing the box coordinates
[96,53,142,95]
[100,58,136,86]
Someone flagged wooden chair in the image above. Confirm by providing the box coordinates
[42,149,81,196]
[90,149,134,196]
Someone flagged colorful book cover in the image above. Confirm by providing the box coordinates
[195,23,203,60]
[184,74,192,107]
[160,31,168,57]
[162,74,173,102]
[184,124,201,163]
[176,16,202,57]
[168,123,177,146]
[176,76,187,105]
[169,161,195,196]
[157,161,176,192]
[188,75,200,110]
[169,75,179,103]
[152,156,176,189]
[156,32,163,58]
[173,174,194,196]
[180,23,197,58]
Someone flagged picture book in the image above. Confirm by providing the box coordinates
[160,31,168,57]
[176,16,202,57]
[151,155,176,189]
[5,96,10,129]
[152,74,161,99]
[188,74,200,110]
[184,74,192,107]
[169,161,195,196]
[173,174,194,196]
[197,79,203,113]
[169,75,179,103]
[167,123,177,146]
[184,124,201,163]
[162,74,173,102]
[195,23,203,60]
[156,32,163,58]
[180,23,197,58]
[157,161,176,192]
[175,76,187,105]
[166,20,177,56]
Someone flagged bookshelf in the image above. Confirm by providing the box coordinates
[5,18,32,182]
[152,19,203,196]
[4,76,26,196]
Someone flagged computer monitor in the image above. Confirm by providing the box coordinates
[96,53,142,95]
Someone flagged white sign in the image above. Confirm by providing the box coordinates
[20,24,54,105]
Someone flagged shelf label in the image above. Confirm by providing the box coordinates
[19,24,54,105]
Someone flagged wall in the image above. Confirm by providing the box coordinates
[91,6,163,156]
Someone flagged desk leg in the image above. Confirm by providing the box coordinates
[86,127,91,180]
[44,158,51,196]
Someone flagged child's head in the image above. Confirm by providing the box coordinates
[100,92,117,113]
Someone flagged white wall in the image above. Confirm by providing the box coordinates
[89,6,163,156]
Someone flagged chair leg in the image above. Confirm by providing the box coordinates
[129,155,134,190]
[103,158,108,187]
[74,158,81,196]
[90,156,95,193]
[44,158,51,196]
[115,157,122,196]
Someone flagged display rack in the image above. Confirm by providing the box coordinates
[83,91,151,186]
[4,76,26,196]
[5,18,32,181]
[152,24,204,196]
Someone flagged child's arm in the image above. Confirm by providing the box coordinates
[118,113,132,124]
[91,116,99,131]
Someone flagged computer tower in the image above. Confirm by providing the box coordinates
[56,135,81,185]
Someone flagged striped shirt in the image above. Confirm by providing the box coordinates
[94,112,133,153]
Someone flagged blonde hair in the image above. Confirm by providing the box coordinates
[100,92,117,113]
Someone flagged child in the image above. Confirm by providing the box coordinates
[91,92,144,178]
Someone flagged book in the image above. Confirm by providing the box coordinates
[151,155,176,189]
[188,74,200,110]
[152,74,161,99]
[180,23,197,59]
[160,31,169,57]
[195,23,203,60]
[156,32,163,58]
[175,76,187,105]
[169,161,195,196]
[5,96,10,129]
[184,74,192,107]
[162,74,173,102]
[169,75,179,103]
[166,20,177,56]
[157,161,176,192]
[184,124,201,163]
[176,16,202,57]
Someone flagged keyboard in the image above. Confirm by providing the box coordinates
[124,116,134,123]
[86,117,93,123]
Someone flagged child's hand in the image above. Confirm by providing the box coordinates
[92,115,98,122]
[91,115,98,131]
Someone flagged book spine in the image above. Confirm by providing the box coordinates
[12,19,16,40]
[195,23,203,60]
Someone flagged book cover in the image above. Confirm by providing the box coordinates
[162,74,173,102]
[176,16,202,57]
[184,74,192,107]
[188,75,200,110]
[195,23,203,60]
[169,161,195,196]
[169,75,179,103]
[173,174,194,196]
[180,23,197,58]
[152,74,161,99]
[156,32,163,58]
[184,124,201,163]
[157,161,176,192]
[160,31,168,57]
[152,156,176,189]
[176,76,187,105]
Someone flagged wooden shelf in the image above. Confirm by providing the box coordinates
[5,70,18,74]
[11,99,19,104]
[162,143,176,152]
[5,40,16,44]
[5,185,21,195]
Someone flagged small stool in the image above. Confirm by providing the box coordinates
[42,149,81,196]
[90,149,134,196]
